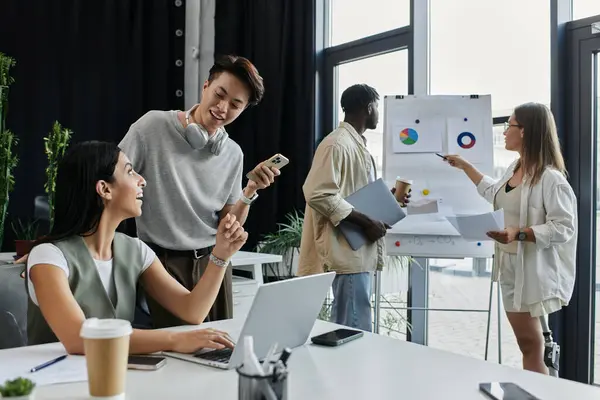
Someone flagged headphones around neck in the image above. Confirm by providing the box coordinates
[183,104,229,155]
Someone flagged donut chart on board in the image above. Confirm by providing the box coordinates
[399,128,418,145]
[457,131,476,149]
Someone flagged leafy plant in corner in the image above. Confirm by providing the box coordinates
[11,218,39,241]
[256,209,304,280]
[44,121,72,228]
[0,377,36,398]
[0,52,18,249]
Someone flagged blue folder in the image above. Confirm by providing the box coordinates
[338,178,407,251]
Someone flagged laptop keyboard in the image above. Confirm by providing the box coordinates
[194,348,233,363]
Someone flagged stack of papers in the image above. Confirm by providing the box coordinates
[445,209,505,241]
[0,352,88,386]
[406,198,439,215]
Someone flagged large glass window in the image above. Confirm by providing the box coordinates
[335,50,409,176]
[329,0,410,47]
[425,0,552,366]
[427,127,517,364]
[429,0,551,117]
[428,261,520,367]
[493,124,520,180]
[573,0,600,20]
[594,53,600,384]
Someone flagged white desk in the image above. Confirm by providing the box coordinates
[231,251,282,284]
[0,251,282,285]
[3,319,598,400]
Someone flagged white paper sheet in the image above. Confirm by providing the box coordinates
[407,198,439,215]
[446,117,486,163]
[391,118,443,153]
[0,352,88,386]
[445,209,505,241]
[390,218,462,236]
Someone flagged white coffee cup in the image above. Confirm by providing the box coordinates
[80,318,133,400]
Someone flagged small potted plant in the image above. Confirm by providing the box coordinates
[256,209,304,281]
[0,377,36,399]
[11,218,39,258]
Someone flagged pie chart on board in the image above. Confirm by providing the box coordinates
[457,132,476,149]
[399,128,418,145]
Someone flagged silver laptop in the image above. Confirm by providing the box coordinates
[163,271,336,369]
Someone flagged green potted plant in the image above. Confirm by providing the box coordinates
[256,209,304,281]
[0,377,36,399]
[0,53,19,250]
[11,218,39,258]
[44,121,72,228]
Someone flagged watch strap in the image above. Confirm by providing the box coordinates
[241,192,259,205]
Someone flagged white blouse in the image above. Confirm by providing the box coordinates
[476,160,578,311]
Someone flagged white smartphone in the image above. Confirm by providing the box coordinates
[127,355,167,371]
[246,153,289,182]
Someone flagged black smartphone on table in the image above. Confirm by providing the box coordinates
[127,355,167,370]
[311,328,364,347]
[479,382,540,400]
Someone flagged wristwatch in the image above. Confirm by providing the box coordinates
[517,231,527,241]
[209,253,230,268]
[241,191,259,205]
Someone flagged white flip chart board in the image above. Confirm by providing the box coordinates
[383,95,495,258]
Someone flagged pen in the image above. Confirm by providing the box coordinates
[435,153,446,160]
[262,342,279,374]
[278,348,292,366]
[30,354,67,372]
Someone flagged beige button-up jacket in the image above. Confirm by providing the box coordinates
[298,122,385,276]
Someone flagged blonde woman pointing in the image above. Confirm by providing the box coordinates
[444,102,577,374]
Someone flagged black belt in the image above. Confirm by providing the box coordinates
[146,242,213,260]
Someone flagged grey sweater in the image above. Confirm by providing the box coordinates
[119,110,243,250]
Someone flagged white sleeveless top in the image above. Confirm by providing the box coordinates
[494,182,521,254]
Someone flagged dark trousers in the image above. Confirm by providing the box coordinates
[141,244,233,328]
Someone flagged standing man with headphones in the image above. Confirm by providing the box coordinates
[119,55,279,327]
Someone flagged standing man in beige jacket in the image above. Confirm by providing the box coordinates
[298,84,407,332]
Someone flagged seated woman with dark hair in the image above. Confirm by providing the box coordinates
[26,141,246,355]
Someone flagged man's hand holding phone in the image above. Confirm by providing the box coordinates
[246,163,280,190]
[246,153,288,191]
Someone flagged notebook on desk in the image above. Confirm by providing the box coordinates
[338,178,406,251]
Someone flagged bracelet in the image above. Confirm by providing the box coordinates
[209,253,230,268]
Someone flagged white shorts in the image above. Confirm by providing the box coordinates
[498,252,565,318]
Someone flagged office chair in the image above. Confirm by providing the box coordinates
[0,311,26,349]
[0,264,28,348]
[34,196,50,221]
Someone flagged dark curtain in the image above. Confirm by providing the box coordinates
[0,0,185,249]
[214,0,316,250]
